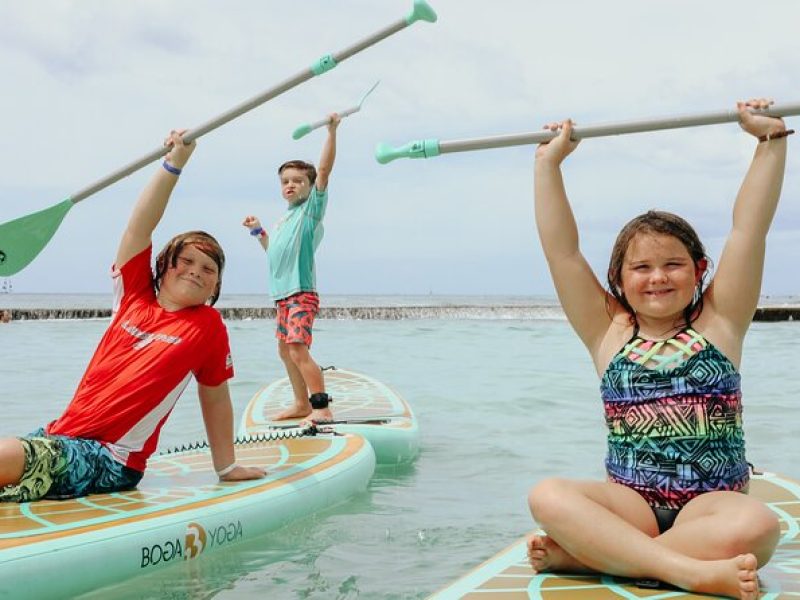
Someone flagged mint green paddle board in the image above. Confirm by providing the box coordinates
[429,472,800,599]
[0,434,375,599]
[239,368,420,465]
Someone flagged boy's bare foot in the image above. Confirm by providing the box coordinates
[308,407,333,423]
[687,553,759,600]
[273,406,312,421]
[526,533,594,574]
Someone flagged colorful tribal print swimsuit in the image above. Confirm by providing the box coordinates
[600,328,749,516]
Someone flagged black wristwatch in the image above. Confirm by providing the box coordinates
[309,392,331,409]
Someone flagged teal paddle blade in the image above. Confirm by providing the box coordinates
[0,199,73,276]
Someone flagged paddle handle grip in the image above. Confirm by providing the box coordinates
[68,0,436,203]
[375,101,800,163]
[376,139,440,164]
[292,105,361,140]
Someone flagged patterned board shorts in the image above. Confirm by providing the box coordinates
[0,428,143,503]
[275,291,320,347]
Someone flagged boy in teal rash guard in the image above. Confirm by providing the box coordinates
[243,113,341,423]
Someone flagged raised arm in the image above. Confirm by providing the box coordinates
[198,382,266,482]
[534,120,613,352]
[707,98,789,334]
[115,130,196,268]
[315,113,341,191]
[242,215,268,252]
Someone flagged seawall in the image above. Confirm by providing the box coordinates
[2,306,798,322]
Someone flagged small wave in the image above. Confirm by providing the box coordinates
[6,305,568,321]
[5,305,799,321]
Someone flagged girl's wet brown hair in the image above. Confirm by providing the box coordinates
[278,160,317,186]
[606,210,711,332]
[154,231,225,306]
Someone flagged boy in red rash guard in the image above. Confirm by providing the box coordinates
[0,129,265,502]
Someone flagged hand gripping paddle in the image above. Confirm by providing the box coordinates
[292,80,381,140]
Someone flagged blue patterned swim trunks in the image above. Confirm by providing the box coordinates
[0,428,143,503]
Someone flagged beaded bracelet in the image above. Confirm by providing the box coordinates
[216,463,239,477]
[162,160,183,175]
[249,227,266,238]
[759,129,795,143]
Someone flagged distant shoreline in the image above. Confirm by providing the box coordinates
[2,305,798,322]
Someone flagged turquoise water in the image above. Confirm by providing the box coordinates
[2,316,799,599]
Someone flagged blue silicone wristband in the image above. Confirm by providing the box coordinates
[249,227,265,237]
[162,160,182,175]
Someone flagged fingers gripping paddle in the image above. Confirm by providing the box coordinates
[0,0,437,277]
[374,101,800,164]
[292,80,381,140]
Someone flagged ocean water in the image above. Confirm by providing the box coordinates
[2,292,799,310]
[1,312,799,599]
[0,293,563,309]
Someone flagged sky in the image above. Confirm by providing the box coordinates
[1,0,799,297]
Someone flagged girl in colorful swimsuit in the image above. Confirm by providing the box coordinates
[527,98,791,599]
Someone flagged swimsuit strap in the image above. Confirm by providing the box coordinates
[624,328,708,371]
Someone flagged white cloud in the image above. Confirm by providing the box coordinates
[2,0,799,295]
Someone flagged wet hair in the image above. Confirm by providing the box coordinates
[606,210,711,332]
[154,231,225,306]
[278,160,316,186]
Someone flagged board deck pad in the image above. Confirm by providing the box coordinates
[0,434,375,599]
[240,368,419,464]
[1,436,338,540]
[429,473,800,599]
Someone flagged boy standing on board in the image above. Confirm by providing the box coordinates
[242,114,341,424]
[0,130,265,502]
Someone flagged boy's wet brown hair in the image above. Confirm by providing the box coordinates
[278,160,317,186]
[154,231,225,306]
[606,210,710,331]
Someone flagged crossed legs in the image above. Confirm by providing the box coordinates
[526,478,780,599]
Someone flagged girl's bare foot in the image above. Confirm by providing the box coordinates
[686,553,759,600]
[526,533,594,574]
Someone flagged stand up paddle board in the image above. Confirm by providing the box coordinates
[0,432,375,600]
[429,471,800,599]
[239,368,420,465]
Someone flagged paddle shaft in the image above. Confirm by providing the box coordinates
[296,80,380,137]
[268,418,392,429]
[438,102,800,155]
[307,104,362,131]
[69,19,413,204]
